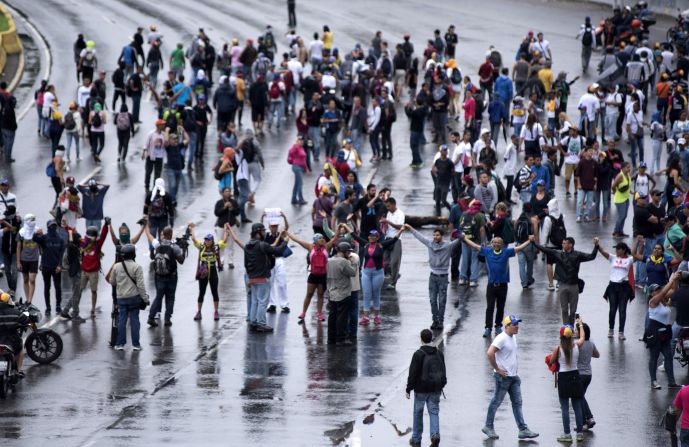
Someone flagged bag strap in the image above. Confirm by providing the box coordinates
[120,261,138,289]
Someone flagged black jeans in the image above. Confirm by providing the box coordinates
[434,183,451,215]
[90,131,105,156]
[117,129,131,159]
[485,283,507,329]
[369,127,381,158]
[607,281,630,332]
[580,374,593,421]
[149,275,178,321]
[381,122,393,159]
[327,295,351,344]
[112,89,126,110]
[198,266,220,303]
[450,240,461,280]
[42,266,62,310]
[505,175,514,202]
[144,157,163,190]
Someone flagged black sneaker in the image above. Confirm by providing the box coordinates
[56,306,62,314]
[430,320,439,330]
[164,320,172,327]
[436,322,444,330]
[255,324,274,333]
[241,218,253,224]
[669,382,682,389]
[266,305,277,313]
[430,437,440,447]
[281,306,290,313]
[60,311,72,320]
[73,316,86,323]
[147,318,158,327]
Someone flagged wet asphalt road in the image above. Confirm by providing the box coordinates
[0,0,681,445]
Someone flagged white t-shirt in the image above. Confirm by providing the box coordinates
[634,173,650,196]
[309,40,324,60]
[577,93,600,120]
[450,144,465,173]
[472,140,486,157]
[503,143,518,176]
[608,255,633,283]
[560,135,584,165]
[322,74,336,90]
[520,123,542,141]
[385,208,405,239]
[457,141,473,167]
[605,93,622,114]
[559,344,580,373]
[492,332,518,376]
[625,109,643,135]
[287,59,303,85]
[77,86,91,108]
[530,39,551,58]
[317,175,333,192]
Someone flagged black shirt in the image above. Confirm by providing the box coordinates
[434,158,455,185]
[405,105,427,133]
[675,286,689,326]
[356,196,385,235]
[633,204,655,237]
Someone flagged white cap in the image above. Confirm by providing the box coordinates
[480,128,490,136]
[679,138,686,145]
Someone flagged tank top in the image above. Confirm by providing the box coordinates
[649,302,672,325]
[559,344,580,373]
[613,173,630,204]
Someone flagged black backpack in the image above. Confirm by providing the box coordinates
[548,215,566,247]
[153,243,176,276]
[420,350,446,392]
[91,112,102,128]
[451,67,462,84]
[149,195,165,217]
[63,112,76,131]
[242,140,256,163]
[582,27,594,47]
[514,214,531,243]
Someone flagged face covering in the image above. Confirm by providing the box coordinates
[119,223,131,244]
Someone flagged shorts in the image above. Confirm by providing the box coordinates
[307,273,327,286]
[80,270,99,293]
[564,163,577,180]
[393,69,406,87]
[20,261,38,274]
[546,251,559,264]
[0,333,22,355]
[251,107,265,122]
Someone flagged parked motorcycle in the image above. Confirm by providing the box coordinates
[675,326,689,367]
[17,302,63,365]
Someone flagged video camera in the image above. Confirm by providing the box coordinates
[175,225,192,257]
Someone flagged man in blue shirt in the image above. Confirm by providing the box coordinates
[461,233,534,337]
[530,154,551,193]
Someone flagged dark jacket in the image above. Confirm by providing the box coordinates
[535,243,597,285]
[33,229,66,269]
[353,235,398,270]
[406,345,447,393]
[405,105,427,133]
[214,198,240,228]
[143,192,175,222]
[213,83,237,113]
[243,238,286,279]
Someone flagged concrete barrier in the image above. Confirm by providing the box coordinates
[0,3,22,55]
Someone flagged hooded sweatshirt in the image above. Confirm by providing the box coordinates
[540,198,562,248]
[33,227,66,269]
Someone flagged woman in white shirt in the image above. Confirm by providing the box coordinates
[547,319,587,443]
[646,278,680,390]
[598,242,642,340]
[519,113,543,159]
[502,134,518,203]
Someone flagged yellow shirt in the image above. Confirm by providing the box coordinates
[613,173,631,204]
[236,78,246,101]
[538,68,554,93]
[323,31,333,50]
[194,240,227,265]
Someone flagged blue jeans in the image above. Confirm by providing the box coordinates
[167,168,183,200]
[186,131,198,166]
[149,275,177,321]
[629,134,644,167]
[291,165,304,203]
[116,296,142,347]
[485,373,527,430]
[410,131,423,165]
[65,131,80,159]
[131,93,142,123]
[238,178,250,220]
[350,129,364,155]
[1,129,14,162]
[594,189,610,220]
[560,396,584,434]
[361,267,384,311]
[411,391,441,444]
[651,139,663,174]
[681,428,689,447]
[429,273,448,323]
[249,281,271,326]
[576,189,596,219]
[308,126,321,159]
[635,235,656,285]
[614,200,629,234]
[519,190,532,204]
[518,244,535,287]
[460,242,479,282]
[269,100,283,128]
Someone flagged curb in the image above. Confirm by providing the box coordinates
[7,46,22,91]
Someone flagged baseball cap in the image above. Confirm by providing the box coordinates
[560,325,574,337]
[503,315,522,326]
[204,233,214,240]
[635,192,648,200]
[46,219,57,227]
[480,128,490,136]
[369,229,379,237]
[673,189,682,197]
[639,161,647,168]
[679,138,687,145]
[66,176,76,185]
[312,233,324,243]
[439,145,448,152]
[0,178,9,186]
[536,179,545,186]
[88,178,97,187]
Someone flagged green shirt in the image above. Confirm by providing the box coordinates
[170,48,185,69]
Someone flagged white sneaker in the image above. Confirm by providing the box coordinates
[469,281,478,287]
[114,345,124,351]
[608,329,614,338]
[458,279,468,285]
[547,283,555,291]
[618,332,626,341]
[651,380,661,390]
[77,155,83,161]
[132,345,142,351]
[658,364,666,372]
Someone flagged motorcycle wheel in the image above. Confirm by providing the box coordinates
[0,371,8,399]
[25,330,63,364]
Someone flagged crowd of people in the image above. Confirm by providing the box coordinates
[2,1,689,444]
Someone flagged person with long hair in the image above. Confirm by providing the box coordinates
[646,277,681,390]
[611,162,632,237]
[519,113,542,160]
[577,323,599,430]
[189,222,229,321]
[114,103,135,162]
[598,241,641,340]
[548,319,586,443]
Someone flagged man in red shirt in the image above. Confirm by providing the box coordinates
[478,54,495,103]
[674,385,689,445]
[79,225,108,317]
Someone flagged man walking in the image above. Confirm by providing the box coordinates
[145,224,185,327]
[406,328,447,447]
[381,197,405,289]
[326,242,357,345]
[482,315,539,440]
[461,234,533,337]
[535,237,599,324]
[405,224,460,330]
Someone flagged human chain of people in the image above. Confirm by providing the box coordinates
[3,1,689,445]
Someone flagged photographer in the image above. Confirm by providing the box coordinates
[144,224,184,328]
[105,244,149,351]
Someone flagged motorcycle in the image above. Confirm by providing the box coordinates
[0,342,18,398]
[17,302,63,365]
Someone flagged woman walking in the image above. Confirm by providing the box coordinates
[17,214,40,305]
[287,135,308,205]
[611,162,632,237]
[215,147,235,194]
[63,102,82,162]
[114,103,135,162]
[598,241,638,340]
[577,323,599,430]
[346,226,404,325]
[646,277,681,390]
[189,222,228,321]
[547,319,586,443]
[89,102,107,163]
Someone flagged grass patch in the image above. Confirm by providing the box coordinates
[0,14,10,33]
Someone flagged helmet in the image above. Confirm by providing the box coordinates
[86,226,98,237]
[86,40,95,49]
[631,19,642,28]
[121,244,136,260]
[0,292,10,303]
